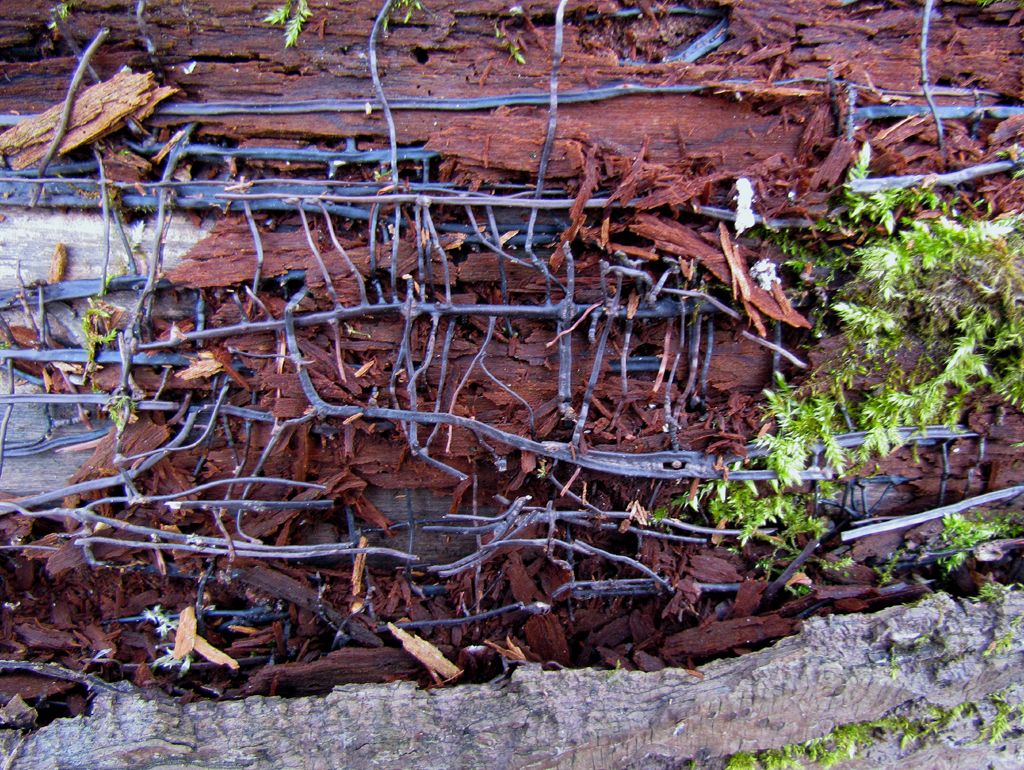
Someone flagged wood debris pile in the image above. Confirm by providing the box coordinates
[0,0,1023,714]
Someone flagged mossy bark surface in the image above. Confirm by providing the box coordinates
[3,591,1023,769]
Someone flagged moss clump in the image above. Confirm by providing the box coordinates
[766,215,1024,478]
[692,206,1024,551]
[723,694,1022,769]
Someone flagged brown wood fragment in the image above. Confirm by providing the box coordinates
[661,614,799,662]
[718,223,767,336]
[505,551,544,604]
[171,606,198,661]
[0,674,74,703]
[730,580,767,619]
[387,623,462,683]
[239,566,348,629]
[66,418,170,485]
[688,553,744,584]
[0,71,177,170]
[242,648,421,696]
[523,613,571,666]
[48,243,68,284]
[192,636,240,670]
[809,139,856,190]
[630,214,810,330]
[14,624,78,651]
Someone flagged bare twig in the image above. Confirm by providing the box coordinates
[847,160,1017,195]
[841,485,1024,542]
[920,0,945,158]
[34,28,109,183]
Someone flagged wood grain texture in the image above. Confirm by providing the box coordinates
[1,591,1022,769]
[0,209,205,497]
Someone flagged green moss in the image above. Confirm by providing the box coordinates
[689,193,1024,553]
[495,24,527,65]
[977,582,1022,603]
[48,1,76,31]
[984,691,1015,744]
[722,694,1020,769]
[81,298,118,388]
[984,614,1023,657]
[264,0,311,47]
[106,392,137,434]
[940,513,1023,573]
[725,753,760,770]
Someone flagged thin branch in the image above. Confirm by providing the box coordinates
[920,0,945,157]
[34,28,109,182]
[841,485,1024,542]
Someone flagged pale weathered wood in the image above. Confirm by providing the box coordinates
[0,209,205,496]
[0,208,199,288]
[1,591,1022,769]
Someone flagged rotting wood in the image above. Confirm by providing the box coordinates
[1,0,1024,739]
[1,1,1021,216]
[2,592,1023,769]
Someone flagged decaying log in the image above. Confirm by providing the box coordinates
[2,591,1023,769]
[4,0,1023,199]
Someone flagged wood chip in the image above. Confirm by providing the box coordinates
[0,71,177,170]
[192,636,240,670]
[48,243,68,284]
[171,606,198,660]
[351,536,368,613]
[178,352,224,381]
[387,623,462,683]
[630,214,810,330]
[523,613,571,666]
[483,636,528,661]
[626,291,640,321]
[171,606,239,669]
[662,614,799,662]
[718,223,752,302]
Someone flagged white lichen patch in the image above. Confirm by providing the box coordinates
[734,177,756,234]
[750,258,780,291]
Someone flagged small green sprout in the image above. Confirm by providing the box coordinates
[107,392,137,433]
[81,299,119,387]
[48,1,76,31]
[152,649,193,677]
[534,457,549,479]
[380,0,424,31]
[144,605,194,677]
[264,0,311,48]
[142,605,178,638]
[495,24,527,65]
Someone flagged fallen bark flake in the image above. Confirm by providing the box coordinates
[351,536,368,613]
[662,614,799,661]
[171,606,198,660]
[388,623,462,683]
[719,223,753,302]
[48,243,68,284]
[192,636,240,670]
[483,636,528,662]
[179,352,224,381]
[0,71,177,170]
[631,215,810,329]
